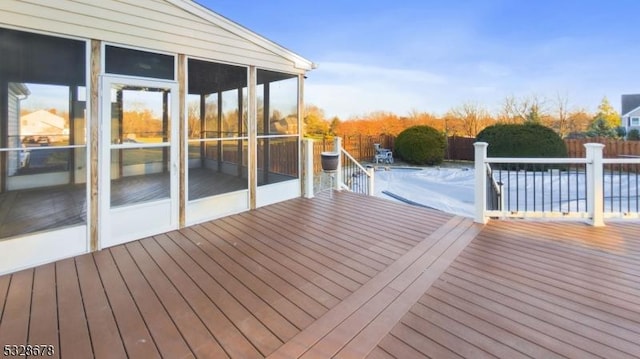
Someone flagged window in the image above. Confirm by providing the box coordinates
[186,59,248,200]
[0,28,87,239]
[105,45,175,80]
[631,117,640,126]
[257,69,299,185]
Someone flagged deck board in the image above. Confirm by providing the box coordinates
[27,263,59,358]
[1,191,639,359]
[374,219,640,359]
[0,270,32,350]
[74,254,127,359]
[55,259,93,359]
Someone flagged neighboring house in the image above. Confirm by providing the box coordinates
[7,82,29,176]
[621,94,640,133]
[20,109,68,141]
[0,0,315,274]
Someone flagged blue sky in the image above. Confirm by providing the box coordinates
[197,0,640,119]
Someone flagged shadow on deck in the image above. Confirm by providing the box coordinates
[0,191,639,358]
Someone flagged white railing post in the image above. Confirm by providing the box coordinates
[474,142,489,224]
[368,167,375,196]
[585,143,605,226]
[334,137,343,191]
[303,139,314,198]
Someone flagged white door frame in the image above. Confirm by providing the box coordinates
[99,75,179,249]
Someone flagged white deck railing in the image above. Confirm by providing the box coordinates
[303,137,375,198]
[475,142,640,226]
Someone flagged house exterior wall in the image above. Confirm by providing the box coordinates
[623,107,640,132]
[7,84,19,175]
[0,0,306,73]
[0,0,312,274]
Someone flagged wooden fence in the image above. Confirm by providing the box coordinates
[311,135,476,167]
[565,137,640,158]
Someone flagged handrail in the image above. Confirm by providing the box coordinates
[341,148,371,174]
[339,146,375,196]
[476,142,640,226]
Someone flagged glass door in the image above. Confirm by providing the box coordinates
[100,76,178,248]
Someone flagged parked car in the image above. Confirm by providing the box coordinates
[37,136,50,146]
[22,136,37,145]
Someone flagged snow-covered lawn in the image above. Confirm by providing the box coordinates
[373,164,639,218]
[373,165,476,218]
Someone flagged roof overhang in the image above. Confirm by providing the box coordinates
[167,0,317,71]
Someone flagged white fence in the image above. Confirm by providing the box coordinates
[475,142,640,226]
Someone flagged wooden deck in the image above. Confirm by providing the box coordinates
[0,191,639,358]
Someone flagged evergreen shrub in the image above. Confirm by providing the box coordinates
[476,123,567,170]
[394,125,445,165]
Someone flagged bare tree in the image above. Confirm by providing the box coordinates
[449,102,492,137]
[553,92,570,137]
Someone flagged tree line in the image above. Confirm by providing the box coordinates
[304,94,627,139]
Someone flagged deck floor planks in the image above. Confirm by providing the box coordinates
[265,198,412,257]
[376,219,640,359]
[27,263,59,358]
[91,249,161,359]
[379,323,463,359]
[0,274,10,328]
[255,203,396,270]
[482,224,640,277]
[239,206,388,280]
[274,197,415,255]
[438,267,640,349]
[197,220,341,310]
[292,194,436,249]
[3,192,639,359]
[456,248,640,322]
[155,231,283,356]
[184,225,316,330]
[247,205,388,276]
[472,231,640,288]
[466,238,640,303]
[267,215,471,359]
[54,259,93,359]
[165,228,300,342]
[219,213,363,292]
[450,254,640,332]
[74,254,127,359]
[140,235,259,359]
[313,192,451,239]
[206,215,352,302]
[192,221,329,320]
[122,241,228,358]
[0,269,33,349]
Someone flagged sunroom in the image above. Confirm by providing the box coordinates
[0,0,314,274]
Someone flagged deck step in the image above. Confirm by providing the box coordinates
[267,216,483,359]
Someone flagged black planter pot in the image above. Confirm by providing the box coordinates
[321,152,340,171]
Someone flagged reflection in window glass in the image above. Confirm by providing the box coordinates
[1,28,87,239]
[257,137,299,186]
[187,59,248,201]
[188,139,248,200]
[257,70,298,136]
[110,87,170,144]
[110,147,169,207]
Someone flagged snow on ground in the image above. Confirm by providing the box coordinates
[372,164,639,218]
[373,165,476,218]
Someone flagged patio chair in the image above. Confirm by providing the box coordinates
[373,143,394,164]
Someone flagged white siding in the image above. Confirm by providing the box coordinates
[0,0,306,73]
[7,87,19,176]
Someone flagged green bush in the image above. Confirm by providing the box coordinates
[476,123,567,170]
[394,125,446,165]
[628,129,640,141]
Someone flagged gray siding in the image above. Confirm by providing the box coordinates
[0,0,304,73]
